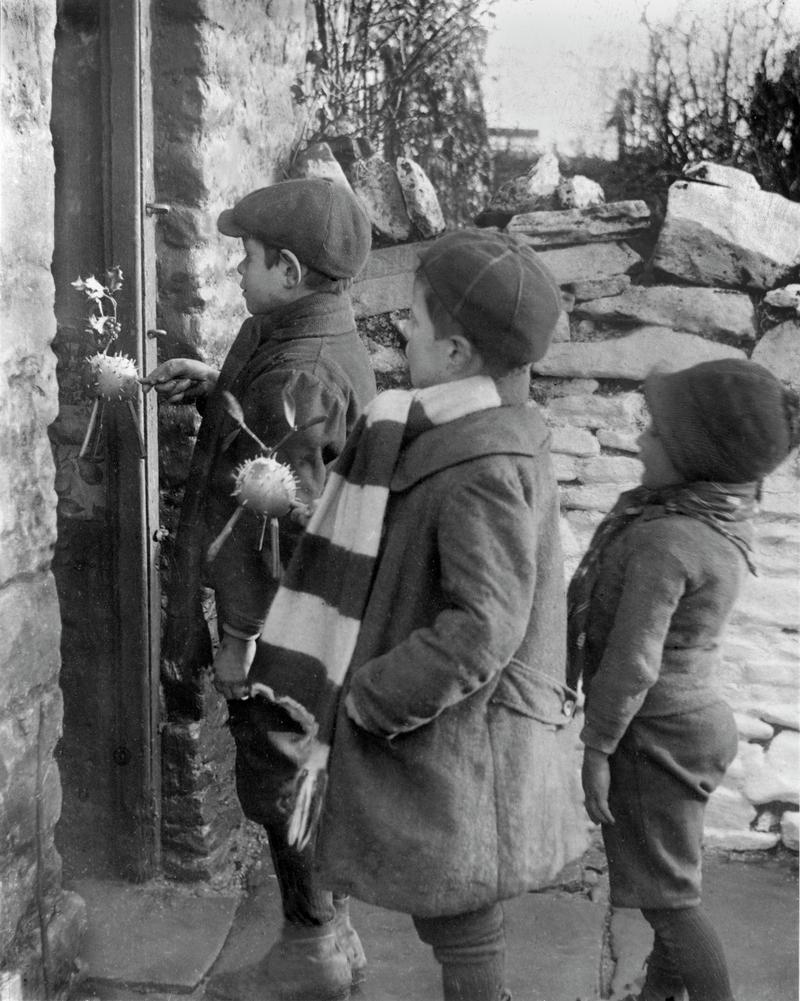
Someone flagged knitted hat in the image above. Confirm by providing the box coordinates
[217,178,371,279]
[417,229,562,365]
[644,359,800,483]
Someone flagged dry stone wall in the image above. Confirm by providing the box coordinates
[1,1,86,996]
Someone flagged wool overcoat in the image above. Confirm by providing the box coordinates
[315,403,588,917]
[162,293,375,687]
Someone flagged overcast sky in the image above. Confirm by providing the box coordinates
[482,0,800,158]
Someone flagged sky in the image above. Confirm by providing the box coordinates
[482,0,800,158]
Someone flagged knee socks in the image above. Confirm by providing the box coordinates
[413,903,507,1001]
[641,905,735,1001]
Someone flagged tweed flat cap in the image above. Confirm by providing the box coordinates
[217,178,371,279]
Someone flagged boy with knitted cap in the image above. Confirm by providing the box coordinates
[144,178,376,1001]
[246,228,587,1001]
[568,359,800,1001]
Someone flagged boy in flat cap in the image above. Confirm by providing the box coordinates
[247,228,587,1001]
[144,177,376,1001]
[568,360,800,1001]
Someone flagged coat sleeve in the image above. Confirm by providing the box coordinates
[346,466,539,737]
[211,367,348,636]
[580,544,688,754]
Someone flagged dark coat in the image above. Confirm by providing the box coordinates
[163,292,376,686]
[315,403,588,917]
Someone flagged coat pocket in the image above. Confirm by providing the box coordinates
[489,658,578,728]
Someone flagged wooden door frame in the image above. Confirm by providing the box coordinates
[99,0,162,880]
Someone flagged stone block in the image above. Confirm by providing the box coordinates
[705,785,757,830]
[780,810,799,851]
[758,703,800,732]
[576,455,641,486]
[510,200,649,248]
[565,274,632,302]
[347,156,413,243]
[0,578,61,706]
[596,429,640,453]
[551,311,570,342]
[751,320,800,390]
[743,730,800,805]
[352,242,423,317]
[552,454,579,482]
[548,427,600,457]
[560,483,624,512]
[733,712,775,742]
[289,142,351,186]
[763,284,800,314]
[732,573,800,632]
[536,242,642,285]
[533,328,745,381]
[576,285,756,341]
[487,151,560,213]
[703,829,780,851]
[556,175,605,209]
[546,391,646,430]
[396,158,445,239]
[683,161,760,190]
[368,344,407,377]
[653,180,800,290]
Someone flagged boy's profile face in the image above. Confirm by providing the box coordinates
[401,278,456,388]
[637,422,683,489]
[236,237,294,315]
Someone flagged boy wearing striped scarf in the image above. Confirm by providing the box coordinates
[248,229,588,1001]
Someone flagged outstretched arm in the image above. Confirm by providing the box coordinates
[142,357,219,404]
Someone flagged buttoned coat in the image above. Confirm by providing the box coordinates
[316,403,588,917]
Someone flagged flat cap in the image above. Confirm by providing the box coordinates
[217,178,371,279]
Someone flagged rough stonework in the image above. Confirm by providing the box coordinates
[751,320,800,388]
[347,155,414,243]
[1,1,87,995]
[533,328,745,380]
[396,157,446,239]
[536,242,642,285]
[653,179,800,290]
[509,201,650,248]
[575,285,757,342]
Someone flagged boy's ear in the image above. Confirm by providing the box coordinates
[447,333,484,377]
[278,249,305,288]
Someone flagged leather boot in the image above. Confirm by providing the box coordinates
[205,921,351,1001]
[333,896,367,986]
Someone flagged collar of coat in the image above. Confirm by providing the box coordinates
[391,402,551,492]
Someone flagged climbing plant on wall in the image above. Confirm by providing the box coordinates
[293,0,495,224]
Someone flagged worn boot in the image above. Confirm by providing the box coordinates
[333,896,367,986]
[205,922,351,1001]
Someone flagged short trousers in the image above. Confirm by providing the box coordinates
[602,702,738,909]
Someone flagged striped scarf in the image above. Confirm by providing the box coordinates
[247,375,503,848]
[566,480,758,692]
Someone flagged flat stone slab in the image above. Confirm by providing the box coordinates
[509,200,650,248]
[536,241,642,285]
[534,328,745,380]
[70,878,238,993]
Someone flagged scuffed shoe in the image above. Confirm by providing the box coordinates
[205,922,351,1001]
[333,896,367,986]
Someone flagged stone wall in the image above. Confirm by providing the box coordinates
[1,1,86,996]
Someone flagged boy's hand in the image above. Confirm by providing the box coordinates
[582,746,615,825]
[212,632,256,700]
[141,358,219,404]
